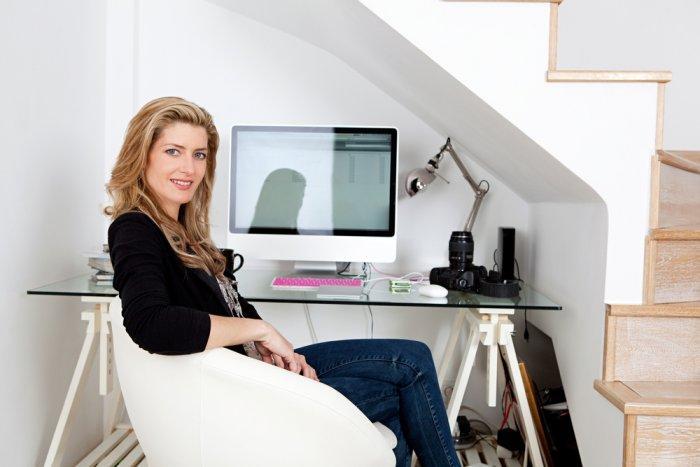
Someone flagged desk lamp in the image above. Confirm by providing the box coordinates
[405,137,498,293]
[405,137,490,232]
[406,138,521,298]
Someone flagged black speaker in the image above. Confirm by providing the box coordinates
[498,227,516,280]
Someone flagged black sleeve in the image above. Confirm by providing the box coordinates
[108,213,212,355]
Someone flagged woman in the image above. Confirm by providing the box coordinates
[105,96,461,467]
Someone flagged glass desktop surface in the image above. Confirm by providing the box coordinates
[27,274,118,297]
[26,270,561,311]
[234,269,560,310]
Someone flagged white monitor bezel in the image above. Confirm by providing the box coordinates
[226,124,398,263]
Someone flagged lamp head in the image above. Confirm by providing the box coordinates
[405,136,489,232]
[405,167,437,196]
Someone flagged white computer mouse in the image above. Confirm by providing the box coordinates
[419,284,448,298]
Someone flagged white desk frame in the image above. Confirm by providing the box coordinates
[44,297,543,467]
[436,307,544,467]
[44,297,125,467]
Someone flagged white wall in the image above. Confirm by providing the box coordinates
[9,0,680,463]
[111,0,641,464]
[558,0,700,149]
[0,0,107,465]
[359,0,656,305]
[102,0,536,428]
[526,202,622,467]
[322,2,660,464]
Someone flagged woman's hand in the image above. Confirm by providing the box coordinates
[254,329,319,382]
[283,352,319,382]
[255,322,299,373]
[270,352,319,382]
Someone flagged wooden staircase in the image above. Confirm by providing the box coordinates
[446,1,697,465]
[455,0,699,463]
[598,150,700,466]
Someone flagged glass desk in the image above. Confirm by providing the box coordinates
[29,271,560,467]
[28,269,560,310]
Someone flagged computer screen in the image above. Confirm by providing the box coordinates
[227,125,398,264]
[229,126,396,236]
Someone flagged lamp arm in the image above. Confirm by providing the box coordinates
[443,139,481,194]
[464,192,485,232]
[441,138,489,232]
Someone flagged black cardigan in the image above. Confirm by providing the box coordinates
[107,211,262,356]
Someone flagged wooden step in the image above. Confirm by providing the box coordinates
[547,70,672,83]
[608,302,700,318]
[595,381,700,466]
[595,380,700,417]
[644,231,700,304]
[658,150,700,175]
[650,226,700,241]
[603,304,700,381]
[650,152,700,229]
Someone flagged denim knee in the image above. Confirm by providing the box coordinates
[396,339,434,369]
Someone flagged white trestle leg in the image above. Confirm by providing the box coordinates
[416,307,544,467]
[44,308,100,467]
[486,313,500,407]
[437,309,467,388]
[502,334,544,467]
[446,324,481,434]
[45,298,123,467]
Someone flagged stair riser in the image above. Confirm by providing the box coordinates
[644,239,700,304]
[604,315,700,381]
[652,161,700,229]
[625,415,700,467]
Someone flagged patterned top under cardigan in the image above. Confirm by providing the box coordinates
[215,275,263,361]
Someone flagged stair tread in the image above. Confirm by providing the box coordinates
[650,226,700,241]
[657,150,700,174]
[595,380,700,417]
[625,381,700,400]
[547,70,672,83]
[608,302,700,317]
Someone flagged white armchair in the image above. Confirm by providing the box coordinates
[108,298,397,466]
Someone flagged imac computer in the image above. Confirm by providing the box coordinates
[227,125,398,272]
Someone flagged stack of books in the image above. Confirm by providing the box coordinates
[83,244,114,286]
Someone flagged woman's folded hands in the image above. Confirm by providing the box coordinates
[255,322,319,382]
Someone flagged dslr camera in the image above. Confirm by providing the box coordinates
[429,231,488,293]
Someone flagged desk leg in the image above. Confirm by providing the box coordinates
[437,309,466,388]
[99,302,113,397]
[445,325,481,434]
[101,312,125,438]
[103,385,125,439]
[502,332,544,467]
[44,308,100,467]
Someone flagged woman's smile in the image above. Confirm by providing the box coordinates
[170,178,194,190]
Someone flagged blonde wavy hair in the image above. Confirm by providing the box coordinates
[103,96,227,280]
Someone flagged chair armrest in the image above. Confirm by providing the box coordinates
[199,348,395,467]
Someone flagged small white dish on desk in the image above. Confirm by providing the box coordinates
[418,284,448,298]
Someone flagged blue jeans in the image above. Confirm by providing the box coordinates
[295,339,461,467]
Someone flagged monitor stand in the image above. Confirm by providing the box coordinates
[292,261,339,276]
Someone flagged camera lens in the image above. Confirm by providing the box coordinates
[448,231,474,271]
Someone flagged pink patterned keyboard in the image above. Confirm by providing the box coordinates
[271,276,363,290]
